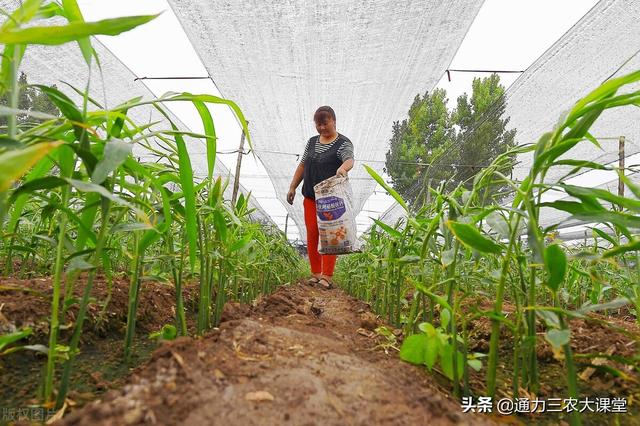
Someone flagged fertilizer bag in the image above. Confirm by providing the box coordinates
[313,176,360,255]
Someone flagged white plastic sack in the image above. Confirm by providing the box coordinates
[313,176,361,255]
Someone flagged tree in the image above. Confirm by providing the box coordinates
[453,74,516,191]
[0,72,60,129]
[385,74,516,206]
[385,88,455,205]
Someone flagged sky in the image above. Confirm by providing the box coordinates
[76,0,599,241]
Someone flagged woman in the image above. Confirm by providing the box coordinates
[287,106,354,289]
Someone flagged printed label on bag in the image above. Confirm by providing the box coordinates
[316,196,346,221]
[314,176,361,255]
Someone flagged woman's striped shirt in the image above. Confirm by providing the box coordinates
[300,134,354,164]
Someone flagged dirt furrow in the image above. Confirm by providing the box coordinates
[59,283,496,426]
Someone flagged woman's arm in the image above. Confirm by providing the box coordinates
[336,140,354,177]
[287,163,304,204]
[336,158,354,177]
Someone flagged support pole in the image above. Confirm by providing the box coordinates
[284,214,289,239]
[231,123,248,205]
[618,135,625,198]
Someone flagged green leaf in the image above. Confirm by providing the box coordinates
[155,108,198,271]
[37,2,64,20]
[398,254,420,264]
[544,244,566,293]
[76,192,99,250]
[533,137,581,174]
[413,282,453,313]
[210,177,223,205]
[577,297,630,314]
[21,344,49,355]
[372,219,403,239]
[33,85,82,122]
[108,110,126,138]
[536,310,560,329]
[161,324,177,340]
[440,247,456,267]
[61,0,93,64]
[111,222,153,233]
[229,233,252,253]
[149,324,177,341]
[602,238,640,258]
[541,200,640,229]
[0,141,62,191]
[486,211,510,240]
[192,100,217,180]
[592,228,617,246]
[91,139,132,184]
[0,137,23,149]
[570,69,640,117]
[236,192,246,213]
[561,184,640,213]
[552,159,609,171]
[399,334,428,365]
[618,170,640,199]
[447,220,502,254]
[424,334,439,369]
[364,164,408,212]
[467,359,482,372]
[6,245,35,254]
[147,93,252,151]
[66,256,95,273]
[439,343,464,381]
[10,175,66,200]
[1,0,42,32]
[213,209,228,243]
[418,322,437,337]
[7,152,55,230]
[545,329,570,350]
[0,328,32,352]
[440,309,451,330]
[65,178,146,221]
[0,14,158,45]
[138,228,162,256]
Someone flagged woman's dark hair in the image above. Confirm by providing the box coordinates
[314,105,336,124]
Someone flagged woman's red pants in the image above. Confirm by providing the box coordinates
[303,197,337,276]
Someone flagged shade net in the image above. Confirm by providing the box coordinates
[378,0,640,240]
[0,0,274,225]
[167,0,485,239]
[504,0,640,233]
[506,0,640,180]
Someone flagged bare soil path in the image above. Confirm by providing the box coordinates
[59,282,498,426]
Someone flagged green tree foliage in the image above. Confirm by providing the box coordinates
[453,74,517,190]
[0,72,60,128]
[385,74,516,206]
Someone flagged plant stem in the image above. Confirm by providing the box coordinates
[214,259,226,327]
[56,197,112,408]
[124,233,142,362]
[556,294,581,426]
[486,238,514,398]
[43,186,70,403]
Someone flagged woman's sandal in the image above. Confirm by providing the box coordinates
[307,276,320,285]
[317,277,334,290]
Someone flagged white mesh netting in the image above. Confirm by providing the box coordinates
[506,0,640,177]
[504,0,640,230]
[0,0,274,225]
[167,0,485,239]
[378,0,640,236]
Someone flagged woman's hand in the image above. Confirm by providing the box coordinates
[287,187,296,205]
[336,158,354,177]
